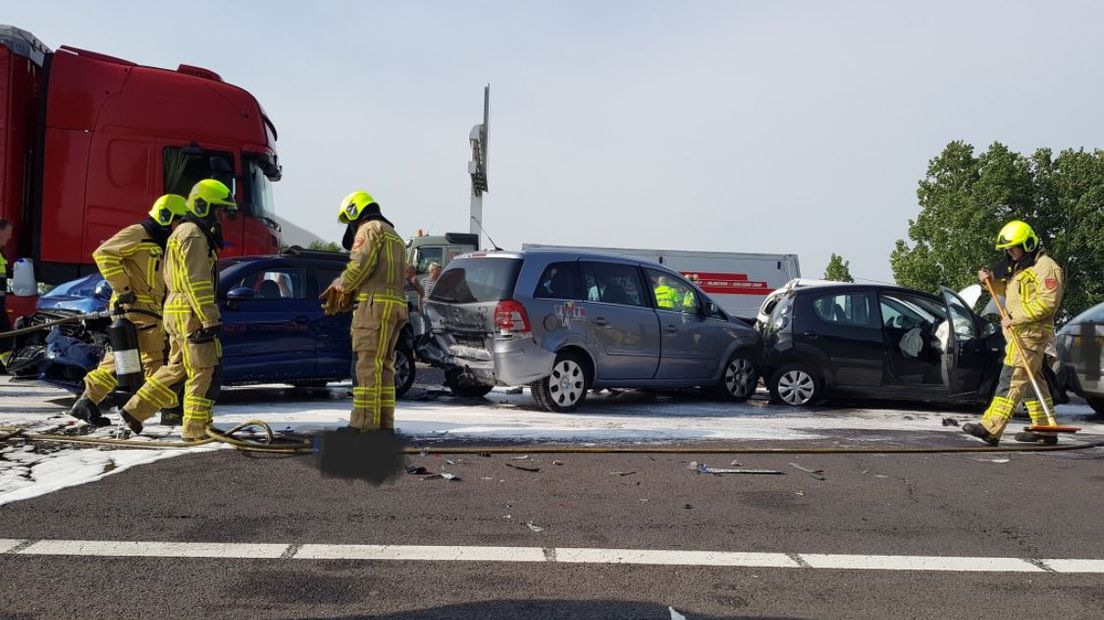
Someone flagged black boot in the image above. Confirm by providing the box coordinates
[69,396,111,426]
[962,422,999,446]
[160,406,183,426]
[1014,431,1058,445]
[118,409,144,435]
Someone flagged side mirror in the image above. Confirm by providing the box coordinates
[226,287,255,309]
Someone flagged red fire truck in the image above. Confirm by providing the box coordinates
[0,25,282,320]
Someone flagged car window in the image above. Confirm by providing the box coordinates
[580,262,648,308]
[534,262,584,300]
[879,294,945,330]
[430,258,523,303]
[812,292,878,328]
[315,268,344,297]
[233,268,307,299]
[645,268,700,314]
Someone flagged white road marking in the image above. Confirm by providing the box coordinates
[18,540,289,559]
[800,553,1043,572]
[4,539,1103,573]
[296,544,546,562]
[554,548,798,568]
[1041,559,1104,573]
[0,538,25,554]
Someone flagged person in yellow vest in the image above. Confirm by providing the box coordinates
[964,220,1064,446]
[118,180,235,441]
[653,275,681,309]
[0,218,12,371]
[69,195,187,426]
[327,191,407,432]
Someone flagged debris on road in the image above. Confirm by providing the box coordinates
[789,462,827,481]
[510,455,530,460]
[424,472,461,481]
[405,465,428,475]
[973,457,1010,464]
[730,460,742,466]
[526,521,544,532]
[610,471,637,477]
[687,460,699,470]
[696,464,784,476]
[552,460,564,466]
[669,607,688,620]
[942,417,961,427]
[505,462,541,473]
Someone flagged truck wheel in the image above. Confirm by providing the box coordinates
[769,364,824,407]
[444,368,493,398]
[531,351,590,412]
[713,351,759,402]
[395,345,416,399]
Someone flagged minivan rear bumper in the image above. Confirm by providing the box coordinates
[423,335,556,387]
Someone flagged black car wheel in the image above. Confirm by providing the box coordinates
[444,367,494,398]
[714,351,759,402]
[394,344,416,399]
[531,351,590,413]
[769,364,824,407]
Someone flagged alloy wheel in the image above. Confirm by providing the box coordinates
[777,369,816,406]
[724,358,756,399]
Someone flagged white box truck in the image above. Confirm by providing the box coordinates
[521,244,800,322]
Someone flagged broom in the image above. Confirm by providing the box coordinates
[983,279,1079,434]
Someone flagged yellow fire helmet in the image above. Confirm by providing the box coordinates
[995,220,1039,252]
[148,194,188,226]
[337,190,378,224]
[187,179,237,218]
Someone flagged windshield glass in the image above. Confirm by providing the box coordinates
[246,160,277,223]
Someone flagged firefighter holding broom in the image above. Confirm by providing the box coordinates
[964,220,1065,446]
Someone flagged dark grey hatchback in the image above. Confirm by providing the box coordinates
[759,283,1006,407]
[421,249,763,412]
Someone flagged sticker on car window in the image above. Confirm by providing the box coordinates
[554,301,587,328]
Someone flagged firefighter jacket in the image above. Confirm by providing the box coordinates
[92,224,166,312]
[163,220,220,329]
[990,250,1064,341]
[339,219,406,303]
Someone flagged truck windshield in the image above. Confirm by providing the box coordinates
[246,160,276,223]
[411,246,444,274]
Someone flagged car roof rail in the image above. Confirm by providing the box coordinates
[281,245,348,260]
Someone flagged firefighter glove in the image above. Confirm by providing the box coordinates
[319,284,353,316]
[188,325,221,343]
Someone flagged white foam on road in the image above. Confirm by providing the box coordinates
[3,539,1103,574]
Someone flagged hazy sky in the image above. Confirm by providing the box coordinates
[9,1,1104,282]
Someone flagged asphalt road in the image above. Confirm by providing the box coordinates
[2,432,1103,618]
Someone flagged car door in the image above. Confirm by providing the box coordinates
[579,261,661,380]
[879,292,947,388]
[312,265,354,379]
[646,268,725,380]
[221,265,317,381]
[795,290,884,387]
[940,287,987,396]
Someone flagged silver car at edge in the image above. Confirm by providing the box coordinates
[420,249,763,412]
[1056,301,1104,414]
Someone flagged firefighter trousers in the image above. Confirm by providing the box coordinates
[350,296,408,431]
[122,312,222,440]
[82,320,166,405]
[980,333,1053,438]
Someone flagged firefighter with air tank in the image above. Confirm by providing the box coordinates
[68,195,187,426]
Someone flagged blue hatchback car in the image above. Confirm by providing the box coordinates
[10,248,416,398]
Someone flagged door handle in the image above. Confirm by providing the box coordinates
[801,331,818,339]
[594,317,610,327]
[664,325,679,334]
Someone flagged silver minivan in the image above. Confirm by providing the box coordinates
[421,249,763,412]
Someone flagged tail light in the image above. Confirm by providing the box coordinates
[495,299,531,334]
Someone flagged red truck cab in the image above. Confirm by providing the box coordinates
[0,25,281,297]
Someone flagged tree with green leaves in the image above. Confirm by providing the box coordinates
[891,141,1104,321]
[823,253,854,282]
[307,240,343,253]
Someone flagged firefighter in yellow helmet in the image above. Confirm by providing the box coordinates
[964,220,1064,446]
[69,195,187,426]
[118,179,235,440]
[327,190,407,432]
